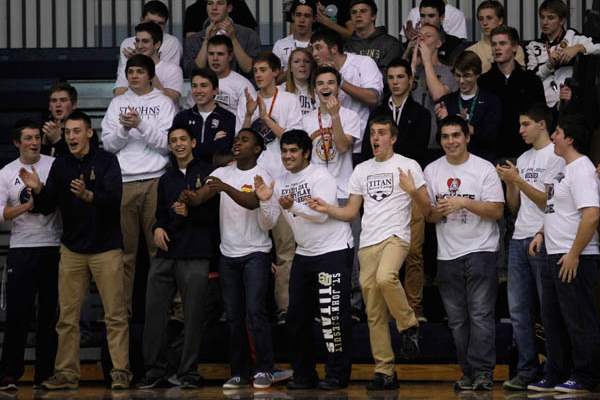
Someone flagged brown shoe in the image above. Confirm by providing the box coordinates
[42,374,78,390]
[111,370,131,390]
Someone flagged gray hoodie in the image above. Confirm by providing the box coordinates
[345,26,402,71]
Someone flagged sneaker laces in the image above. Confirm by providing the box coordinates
[254,372,273,381]
[564,379,577,386]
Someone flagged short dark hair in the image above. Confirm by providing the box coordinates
[254,51,282,72]
[126,54,156,79]
[280,130,312,161]
[12,119,41,142]
[477,0,505,20]
[135,21,163,44]
[238,128,265,151]
[50,81,78,103]
[350,0,378,15]
[167,125,193,141]
[207,34,234,53]
[490,25,520,44]
[539,0,569,20]
[310,29,345,54]
[419,0,445,17]
[142,0,169,21]
[453,51,482,76]
[437,115,470,143]
[557,113,588,154]
[191,67,219,89]
[520,103,554,132]
[386,58,413,78]
[290,0,316,16]
[65,110,92,129]
[313,66,341,86]
[368,115,399,138]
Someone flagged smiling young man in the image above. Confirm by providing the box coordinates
[479,25,545,160]
[273,0,316,73]
[19,111,130,390]
[526,0,600,109]
[466,1,525,73]
[0,121,61,391]
[309,116,431,390]
[172,68,236,164]
[114,22,184,103]
[255,129,354,391]
[424,115,504,391]
[527,114,600,394]
[101,54,177,318]
[137,126,217,390]
[344,0,402,72]
[434,51,501,162]
[496,104,564,391]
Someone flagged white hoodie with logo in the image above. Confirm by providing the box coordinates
[101,88,177,182]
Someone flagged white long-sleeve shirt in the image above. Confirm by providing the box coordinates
[0,155,62,248]
[260,164,353,256]
[101,88,177,182]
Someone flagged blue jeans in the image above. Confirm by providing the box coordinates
[507,237,545,380]
[541,254,600,389]
[437,251,498,378]
[219,252,273,378]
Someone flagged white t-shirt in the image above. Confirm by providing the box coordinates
[185,70,256,115]
[117,33,182,76]
[401,4,467,40]
[272,34,310,71]
[349,154,425,248]
[513,143,565,239]
[0,155,62,248]
[242,90,303,179]
[543,156,600,255]
[278,82,317,116]
[260,164,353,256]
[424,154,504,260]
[338,53,383,153]
[115,60,184,97]
[211,163,273,257]
[303,107,361,199]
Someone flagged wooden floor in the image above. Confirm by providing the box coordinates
[5,383,600,400]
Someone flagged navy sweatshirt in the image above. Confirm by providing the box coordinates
[33,146,123,254]
[154,157,219,259]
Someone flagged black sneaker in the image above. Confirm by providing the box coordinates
[472,373,493,391]
[366,372,399,390]
[399,326,420,359]
[454,375,473,391]
[318,377,347,391]
[0,376,17,391]
[286,377,317,390]
[136,374,166,389]
[276,311,287,325]
[180,375,202,389]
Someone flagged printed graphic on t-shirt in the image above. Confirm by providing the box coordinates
[312,128,337,162]
[215,92,232,108]
[251,118,277,145]
[544,171,564,214]
[522,166,544,181]
[318,271,343,353]
[367,173,393,201]
[434,176,476,224]
[281,181,311,203]
[241,183,253,192]
[299,94,316,115]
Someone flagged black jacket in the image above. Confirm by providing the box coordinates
[33,146,123,254]
[154,157,219,260]
[478,62,546,159]
[362,96,431,167]
[171,105,236,165]
[439,32,469,66]
[439,89,502,163]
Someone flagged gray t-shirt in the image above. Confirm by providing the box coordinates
[411,63,458,149]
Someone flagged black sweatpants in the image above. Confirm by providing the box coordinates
[1,247,59,383]
[287,247,353,384]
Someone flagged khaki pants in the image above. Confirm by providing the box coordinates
[121,179,159,317]
[404,205,425,317]
[55,246,130,379]
[272,215,295,313]
[358,236,418,376]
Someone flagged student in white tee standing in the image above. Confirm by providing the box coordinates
[238,51,303,324]
[424,115,504,391]
[255,130,354,391]
[496,104,564,391]
[527,114,600,394]
[273,0,316,74]
[309,116,431,390]
[0,122,61,391]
